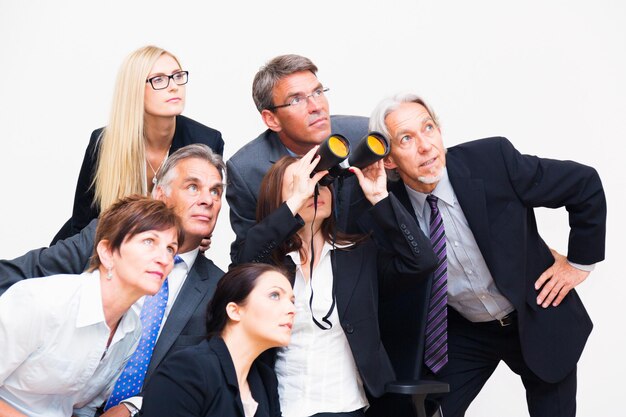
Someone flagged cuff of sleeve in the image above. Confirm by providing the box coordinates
[121,397,142,414]
[567,261,595,272]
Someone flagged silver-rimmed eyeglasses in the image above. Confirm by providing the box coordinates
[267,87,329,110]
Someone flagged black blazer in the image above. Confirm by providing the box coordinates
[145,254,224,383]
[237,194,437,398]
[383,137,606,384]
[140,338,281,417]
[52,115,224,243]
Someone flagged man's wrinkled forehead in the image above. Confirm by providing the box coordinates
[172,157,223,181]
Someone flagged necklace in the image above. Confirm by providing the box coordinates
[147,146,171,185]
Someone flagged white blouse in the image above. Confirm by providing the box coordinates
[0,271,141,417]
[276,242,368,417]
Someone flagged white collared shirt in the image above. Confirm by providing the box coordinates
[276,242,367,417]
[0,271,141,417]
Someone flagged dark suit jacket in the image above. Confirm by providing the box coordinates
[226,115,369,264]
[237,195,437,398]
[140,338,281,417]
[52,115,224,243]
[383,137,606,384]
[0,220,224,386]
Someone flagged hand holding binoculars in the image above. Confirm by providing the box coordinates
[312,132,390,186]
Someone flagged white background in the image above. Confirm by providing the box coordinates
[0,1,623,416]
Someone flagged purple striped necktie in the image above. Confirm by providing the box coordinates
[424,195,448,374]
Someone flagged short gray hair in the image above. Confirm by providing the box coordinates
[252,54,318,112]
[153,144,226,196]
[369,93,439,181]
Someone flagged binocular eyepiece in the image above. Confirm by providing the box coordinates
[312,132,390,186]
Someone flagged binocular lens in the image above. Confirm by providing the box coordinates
[328,135,349,157]
[367,134,387,156]
[313,131,389,186]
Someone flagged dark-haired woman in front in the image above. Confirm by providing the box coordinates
[140,263,295,417]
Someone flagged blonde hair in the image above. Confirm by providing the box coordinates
[93,45,182,212]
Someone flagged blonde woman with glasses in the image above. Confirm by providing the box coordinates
[52,45,224,244]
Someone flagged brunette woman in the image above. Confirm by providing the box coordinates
[0,196,183,417]
[140,263,295,417]
[236,147,437,417]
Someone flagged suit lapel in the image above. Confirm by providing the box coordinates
[211,338,245,417]
[146,255,218,381]
[266,130,290,164]
[446,153,494,268]
[390,180,420,225]
[334,248,365,320]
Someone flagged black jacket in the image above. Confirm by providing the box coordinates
[140,337,281,417]
[237,194,437,397]
[52,115,224,243]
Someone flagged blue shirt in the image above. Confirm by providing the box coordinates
[404,169,515,322]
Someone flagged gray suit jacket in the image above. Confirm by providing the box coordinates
[226,115,369,263]
[0,219,224,386]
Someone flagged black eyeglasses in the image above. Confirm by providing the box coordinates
[146,71,189,90]
[267,87,329,110]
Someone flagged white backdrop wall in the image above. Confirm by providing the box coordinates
[0,1,623,416]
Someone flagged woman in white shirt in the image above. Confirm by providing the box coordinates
[237,148,437,417]
[0,195,183,417]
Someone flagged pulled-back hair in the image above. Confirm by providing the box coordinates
[206,263,289,337]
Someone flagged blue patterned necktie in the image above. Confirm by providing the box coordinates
[104,255,183,409]
[424,195,449,374]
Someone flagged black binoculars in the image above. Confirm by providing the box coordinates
[312,132,390,186]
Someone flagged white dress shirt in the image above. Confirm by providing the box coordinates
[0,271,141,417]
[276,242,368,417]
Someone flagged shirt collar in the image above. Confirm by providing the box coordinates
[286,240,353,265]
[404,168,455,218]
[76,270,106,328]
[75,270,144,336]
[176,248,199,271]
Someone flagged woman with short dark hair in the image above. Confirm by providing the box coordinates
[0,196,183,417]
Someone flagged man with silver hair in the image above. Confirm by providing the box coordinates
[368,93,606,417]
[0,144,226,416]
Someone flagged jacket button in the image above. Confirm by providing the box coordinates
[344,323,354,334]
